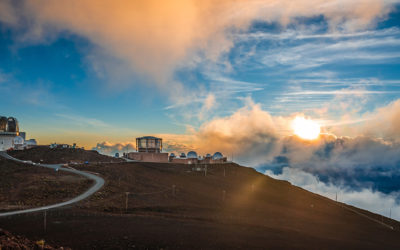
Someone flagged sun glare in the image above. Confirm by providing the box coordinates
[292,117,321,140]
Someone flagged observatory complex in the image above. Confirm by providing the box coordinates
[0,116,37,151]
[124,136,227,164]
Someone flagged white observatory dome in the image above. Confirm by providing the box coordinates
[187,151,198,159]
[13,136,24,145]
[212,152,223,160]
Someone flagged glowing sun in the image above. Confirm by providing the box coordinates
[292,117,321,140]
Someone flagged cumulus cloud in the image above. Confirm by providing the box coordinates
[191,98,282,165]
[92,141,135,156]
[1,0,397,90]
[264,135,400,194]
[364,99,400,142]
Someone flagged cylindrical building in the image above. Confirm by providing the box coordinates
[0,116,7,132]
[136,136,162,153]
[6,117,19,133]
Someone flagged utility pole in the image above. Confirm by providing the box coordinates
[204,165,207,177]
[44,210,47,233]
[125,192,130,213]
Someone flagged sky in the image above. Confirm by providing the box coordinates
[1,0,400,220]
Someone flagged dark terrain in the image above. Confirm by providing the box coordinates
[9,146,124,164]
[0,157,92,211]
[0,228,69,249]
[1,148,400,249]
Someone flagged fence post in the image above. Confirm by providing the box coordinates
[125,192,130,213]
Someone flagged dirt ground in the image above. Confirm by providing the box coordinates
[1,160,399,249]
[8,146,123,164]
[0,157,92,211]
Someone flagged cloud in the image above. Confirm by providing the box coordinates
[265,167,400,221]
[364,99,400,142]
[1,0,398,90]
[92,141,135,156]
[56,113,110,128]
[0,0,18,26]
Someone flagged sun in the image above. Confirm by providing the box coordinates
[292,116,321,140]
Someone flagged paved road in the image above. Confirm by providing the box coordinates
[0,151,105,217]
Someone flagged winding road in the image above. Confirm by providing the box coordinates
[0,151,105,217]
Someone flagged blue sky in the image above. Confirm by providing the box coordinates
[1,0,400,219]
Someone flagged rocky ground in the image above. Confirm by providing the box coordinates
[0,157,92,211]
[1,152,400,249]
[0,228,69,249]
[8,146,123,164]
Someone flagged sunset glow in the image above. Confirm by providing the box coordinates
[292,117,321,140]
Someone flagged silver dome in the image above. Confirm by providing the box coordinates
[170,153,176,158]
[180,152,186,158]
[187,151,198,159]
[212,152,223,160]
[206,153,211,158]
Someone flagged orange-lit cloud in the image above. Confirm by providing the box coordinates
[2,0,396,91]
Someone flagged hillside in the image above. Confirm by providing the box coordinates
[0,228,70,250]
[0,157,92,211]
[1,157,399,249]
[8,146,123,164]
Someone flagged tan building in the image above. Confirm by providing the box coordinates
[125,136,227,164]
[126,136,168,163]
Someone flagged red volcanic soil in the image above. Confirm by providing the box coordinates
[8,146,123,164]
[1,158,400,249]
[0,228,69,249]
[0,157,92,211]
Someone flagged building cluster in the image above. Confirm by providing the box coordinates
[123,136,227,164]
[0,116,37,151]
[49,143,82,149]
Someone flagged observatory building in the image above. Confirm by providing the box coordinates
[0,116,37,151]
[136,136,162,153]
[124,136,227,164]
[169,151,227,164]
[125,136,169,162]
